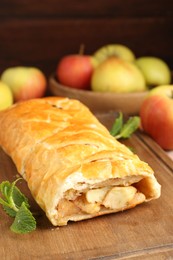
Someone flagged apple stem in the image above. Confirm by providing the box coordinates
[79,44,85,55]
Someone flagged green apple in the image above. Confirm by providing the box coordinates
[93,44,135,64]
[135,57,171,87]
[1,67,47,102]
[0,81,13,110]
[91,57,147,93]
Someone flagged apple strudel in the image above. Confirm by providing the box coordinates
[0,97,161,226]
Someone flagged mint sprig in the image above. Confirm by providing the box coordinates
[110,112,140,139]
[10,202,36,234]
[0,179,36,234]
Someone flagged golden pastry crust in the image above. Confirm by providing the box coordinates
[0,97,161,226]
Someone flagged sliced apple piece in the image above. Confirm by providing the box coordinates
[74,195,100,214]
[102,186,137,210]
[58,199,81,218]
[86,187,110,204]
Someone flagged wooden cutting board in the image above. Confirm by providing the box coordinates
[0,113,173,260]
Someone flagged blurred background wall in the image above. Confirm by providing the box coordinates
[0,0,173,78]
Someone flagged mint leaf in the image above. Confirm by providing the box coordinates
[110,112,123,136]
[0,179,37,234]
[110,114,140,139]
[0,181,17,217]
[0,179,29,216]
[118,116,140,139]
[2,205,17,217]
[0,181,12,200]
[10,202,36,234]
[11,183,29,209]
[2,182,29,217]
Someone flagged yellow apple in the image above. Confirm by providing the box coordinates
[147,84,173,97]
[0,81,13,111]
[1,67,47,102]
[93,44,135,65]
[91,57,147,93]
[135,57,171,87]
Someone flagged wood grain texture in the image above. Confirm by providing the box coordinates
[0,113,172,260]
[0,0,173,77]
[0,0,173,18]
[137,131,173,171]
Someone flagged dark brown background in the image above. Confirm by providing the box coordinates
[0,0,173,78]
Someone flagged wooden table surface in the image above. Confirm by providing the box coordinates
[0,112,173,260]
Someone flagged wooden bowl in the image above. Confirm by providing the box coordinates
[49,74,148,115]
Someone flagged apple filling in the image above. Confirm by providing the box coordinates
[57,185,146,223]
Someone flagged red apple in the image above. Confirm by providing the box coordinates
[56,55,96,89]
[1,67,47,102]
[140,85,173,150]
